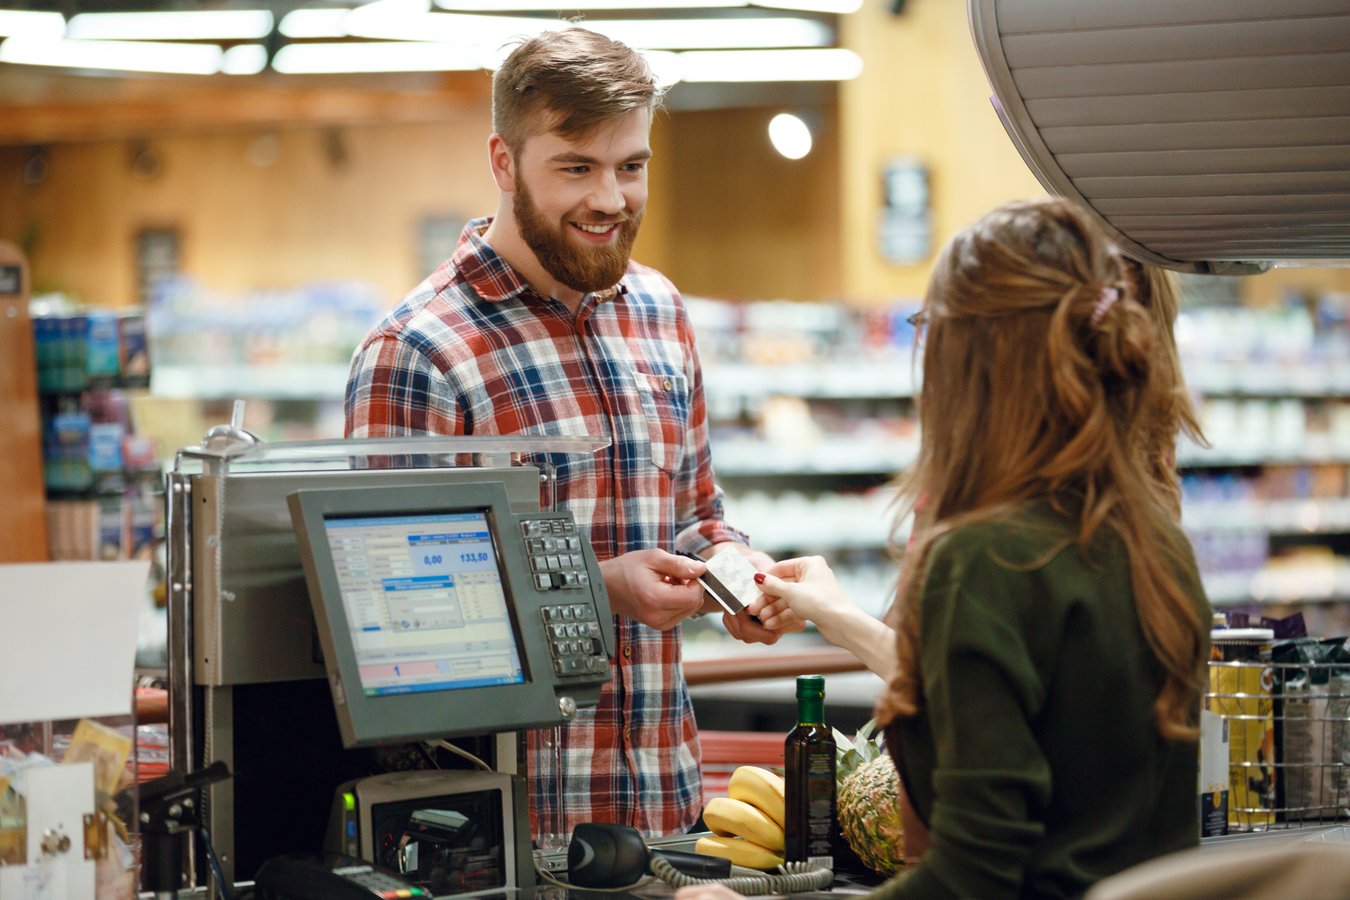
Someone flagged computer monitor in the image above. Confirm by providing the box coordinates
[289,480,613,749]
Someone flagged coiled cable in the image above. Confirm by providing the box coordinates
[649,856,834,895]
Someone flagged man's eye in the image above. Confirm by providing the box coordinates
[564,165,589,174]
[623,162,646,173]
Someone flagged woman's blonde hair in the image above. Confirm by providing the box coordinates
[876,197,1208,741]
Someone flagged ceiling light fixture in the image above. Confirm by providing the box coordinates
[768,112,812,159]
[346,9,552,44]
[271,40,487,74]
[754,0,863,12]
[221,45,268,76]
[587,16,830,50]
[436,0,738,8]
[347,9,828,50]
[0,10,64,41]
[0,36,224,75]
[678,48,861,81]
[277,9,350,39]
[65,10,274,42]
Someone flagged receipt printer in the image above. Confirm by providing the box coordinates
[325,770,532,899]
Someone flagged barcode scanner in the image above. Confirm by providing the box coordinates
[567,822,731,888]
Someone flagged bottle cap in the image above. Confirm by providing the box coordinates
[796,674,825,699]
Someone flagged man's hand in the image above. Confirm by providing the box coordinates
[599,549,705,630]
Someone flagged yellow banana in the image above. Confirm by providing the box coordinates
[695,834,785,871]
[703,796,785,851]
[728,765,787,828]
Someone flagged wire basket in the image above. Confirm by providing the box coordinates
[1205,658,1350,833]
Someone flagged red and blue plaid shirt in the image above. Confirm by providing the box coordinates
[345,218,747,840]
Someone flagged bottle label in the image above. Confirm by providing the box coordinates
[805,752,835,865]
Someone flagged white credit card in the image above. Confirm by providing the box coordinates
[700,550,764,617]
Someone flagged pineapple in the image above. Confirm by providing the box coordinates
[834,720,905,876]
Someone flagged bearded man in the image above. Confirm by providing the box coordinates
[345,27,797,844]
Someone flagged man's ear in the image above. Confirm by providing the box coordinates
[487,134,516,193]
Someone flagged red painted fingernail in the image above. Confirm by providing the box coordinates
[753,573,765,584]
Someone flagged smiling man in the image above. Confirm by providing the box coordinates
[345,27,798,844]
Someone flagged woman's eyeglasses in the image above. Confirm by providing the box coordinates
[906,310,927,329]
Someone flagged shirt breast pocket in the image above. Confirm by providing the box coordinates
[631,366,690,475]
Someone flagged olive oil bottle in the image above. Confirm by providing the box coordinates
[785,674,836,866]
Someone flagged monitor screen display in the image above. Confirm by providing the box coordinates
[322,511,526,696]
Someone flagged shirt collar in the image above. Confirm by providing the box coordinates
[452,216,627,306]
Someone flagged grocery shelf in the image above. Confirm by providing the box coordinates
[714,437,917,476]
[1178,447,1350,469]
[1204,564,1350,608]
[1183,498,1350,535]
[704,360,918,401]
[152,364,350,400]
[1184,358,1350,398]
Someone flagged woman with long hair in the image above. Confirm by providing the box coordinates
[683,197,1211,898]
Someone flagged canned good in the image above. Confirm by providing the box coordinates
[1208,628,1275,831]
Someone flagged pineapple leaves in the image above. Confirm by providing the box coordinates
[833,718,884,781]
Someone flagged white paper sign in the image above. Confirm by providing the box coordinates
[0,561,150,725]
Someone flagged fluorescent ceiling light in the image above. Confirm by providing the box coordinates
[65,10,274,41]
[434,0,863,10]
[271,40,487,73]
[437,0,737,8]
[222,44,268,76]
[0,36,223,75]
[591,17,829,50]
[279,9,350,39]
[349,10,827,49]
[347,5,552,44]
[678,48,861,81]
[754,0,863,12]
[0,10,64,41]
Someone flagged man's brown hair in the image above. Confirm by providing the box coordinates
[492,28,662,148]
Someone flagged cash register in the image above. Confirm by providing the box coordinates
[165,434,616,899]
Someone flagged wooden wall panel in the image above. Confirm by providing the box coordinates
[0,243,49,562]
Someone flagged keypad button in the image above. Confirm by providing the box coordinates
[535,573,552,590]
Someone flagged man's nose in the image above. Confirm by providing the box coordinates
[587,171,625,214]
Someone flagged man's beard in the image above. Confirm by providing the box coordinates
[514,175,643,295]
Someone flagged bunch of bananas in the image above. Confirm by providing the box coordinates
[694,766,787,870]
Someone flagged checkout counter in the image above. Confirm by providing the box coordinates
[159,425,884,899]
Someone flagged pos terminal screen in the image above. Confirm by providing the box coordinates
[323,511,526,696]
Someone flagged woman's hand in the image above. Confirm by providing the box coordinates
[750,556,898,680]
[751,556,855,641]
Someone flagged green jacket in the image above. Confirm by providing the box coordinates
[876,504,1208,899]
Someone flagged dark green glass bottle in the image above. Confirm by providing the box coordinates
[784,674,836,866]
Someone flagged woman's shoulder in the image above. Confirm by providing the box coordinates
[930,502,1078,565]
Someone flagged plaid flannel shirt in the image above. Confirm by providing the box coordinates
[345,218,747,840]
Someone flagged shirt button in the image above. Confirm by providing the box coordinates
[622,646,632,659]
[623,726,631,741]
[662,377,673,391]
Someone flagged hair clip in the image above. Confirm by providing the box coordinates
[1090,286,1120,326]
